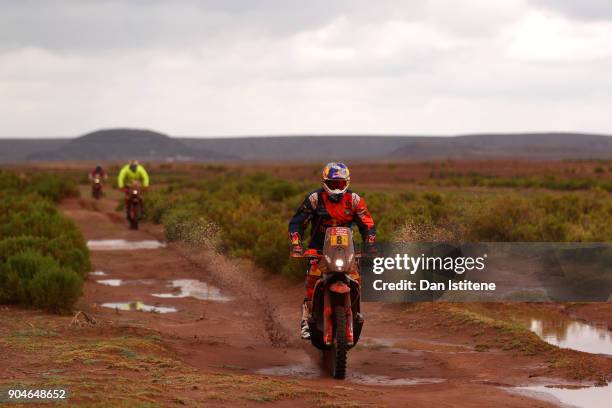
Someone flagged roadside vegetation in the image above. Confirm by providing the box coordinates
[0,170,89,313]
[143,166,612,279]
[424,171,612,191]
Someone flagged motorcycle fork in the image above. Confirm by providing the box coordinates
[345,293,354,346]
[323,289,354,347]
[323,290,332,346]
[129,198,140,219]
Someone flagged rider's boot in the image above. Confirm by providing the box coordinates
[300,299,311,340]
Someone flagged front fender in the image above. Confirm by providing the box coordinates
[329,282,350,294]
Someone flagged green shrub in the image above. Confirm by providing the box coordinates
[0,251,59,304]
[420,171,612,192]
[0,250,82,312]
[45,236,90,276]
[29,266,82,313]
[0,170,88,312]
[0,170,78,202]
[0,196,74,239]
[140,170,612,280]
[0,235,89,276]
[0,236,48,263]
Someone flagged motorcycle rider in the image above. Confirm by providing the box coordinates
[117,160,150,207]
[289,162,376,339]
[88,163,108,181]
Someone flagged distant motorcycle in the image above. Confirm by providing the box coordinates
[125,182,144,230]
[302,227,364,379]
[91,176,103,199]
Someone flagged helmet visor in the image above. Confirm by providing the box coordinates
[324,179,348,191]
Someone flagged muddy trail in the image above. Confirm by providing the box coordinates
[18,187,608,407]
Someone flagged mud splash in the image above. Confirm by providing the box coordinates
[514,384,611,408]
[523,316,612,355]
[152,279,232,302]
[256,364,445,386]
[87,239,166,251]
[100,302,177,313]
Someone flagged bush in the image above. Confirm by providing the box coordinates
[0,251,59,304]
[29,266,82,313]
[140,169,612,280]
[0,250,82,313]
[0,170,78,202]
[0,170,88,312]
[0,195,81,240]
[467,196,542,241]
[0,236,90,277]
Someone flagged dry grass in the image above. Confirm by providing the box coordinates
[0,309,360,407]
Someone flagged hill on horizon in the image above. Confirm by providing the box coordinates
[24,129,233,161]
[0,128,611,162]
[181,132,612,161]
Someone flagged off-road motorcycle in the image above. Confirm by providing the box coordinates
[91,176,103,199]
[125,182,144,230]
[303,227,364,379]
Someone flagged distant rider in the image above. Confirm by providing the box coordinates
[117,160,150,206]
[89,164,108,181]
[288,162,376,339]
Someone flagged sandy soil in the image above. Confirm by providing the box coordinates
[2,186,610,407]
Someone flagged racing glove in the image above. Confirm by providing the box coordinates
[364,234,378,258]
[289,232,303,258]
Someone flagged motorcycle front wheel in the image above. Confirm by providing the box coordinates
[330,305,347,379]
[127,202,140,230]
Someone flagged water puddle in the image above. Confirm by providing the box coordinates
[100,301,176,314]
[349,373,445,386]
[95,279,156,287]
[520,315,612,355]
[514,384,611,408]
[89,270,107,276]
[152,279,231,302]
[96,279,122,287]
[87,239,166,251]
[256,364,445,387]
[257,364,320,379]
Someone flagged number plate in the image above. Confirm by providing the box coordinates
[330,228,349,247]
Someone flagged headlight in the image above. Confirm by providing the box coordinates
[133,190,138,194]
[335,259,344,268]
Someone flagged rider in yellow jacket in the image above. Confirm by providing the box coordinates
[117,160,150,189]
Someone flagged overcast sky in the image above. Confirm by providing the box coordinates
[1,0,611,138]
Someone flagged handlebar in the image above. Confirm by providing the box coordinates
[294,249,363,259]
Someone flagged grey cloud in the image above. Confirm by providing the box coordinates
[530,0,612,20]
[0,0,427,53]
[1,0,610,137]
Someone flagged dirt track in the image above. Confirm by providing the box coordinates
[43,187,611,406]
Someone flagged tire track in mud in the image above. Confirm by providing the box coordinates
[73,191,328,368]
[72,190,297,352]
[172,245,292,349]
